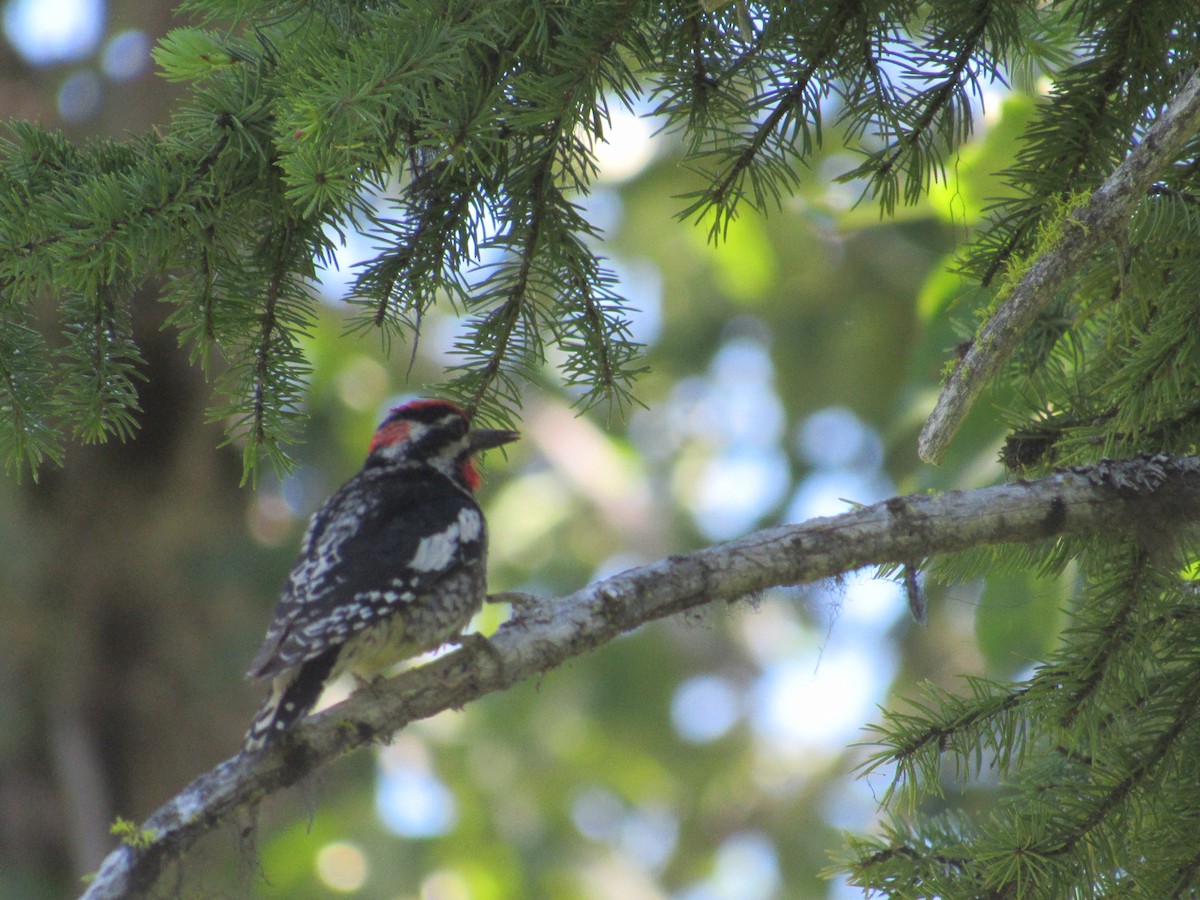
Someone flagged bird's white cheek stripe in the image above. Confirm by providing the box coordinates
[410,508,482,572]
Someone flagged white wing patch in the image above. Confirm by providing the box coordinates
[457,505,482,541]
[410,507,482,572]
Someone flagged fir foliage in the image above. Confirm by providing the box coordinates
[0,0,1107,477]
[845,546,1200,897]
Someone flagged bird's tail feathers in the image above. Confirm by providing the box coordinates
[242,650,338,752]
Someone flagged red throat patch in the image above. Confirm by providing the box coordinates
[460,458,482,491]
[369,420,410,453]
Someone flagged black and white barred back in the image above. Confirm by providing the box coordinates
[242,400,518,752]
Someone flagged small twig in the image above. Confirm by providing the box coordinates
[918,67,1200,464]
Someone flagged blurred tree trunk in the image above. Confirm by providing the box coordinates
[1,289,254,892]
[0,6,266,892]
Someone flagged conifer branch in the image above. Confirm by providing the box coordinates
[1173,847,1200,895]
[881,682,1030,782]
[198,226,217,346]
[1055,673,1200,856]
[972,9,1146,289]
[685,10,714,111]
[870,3,991,188]
[703,3,852,229]
[15,127,230,265]
[918,66,1200,464]
[462,162,548,419]
[81,454,1200,900]
[250,236,287,448]
[576,278,618,394]
[862,666,1200,897]
[1058,550,1146,727]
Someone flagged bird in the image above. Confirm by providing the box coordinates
[242,398,518,751]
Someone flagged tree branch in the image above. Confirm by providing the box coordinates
[918,66,1200,464]
[82,454,1200,899]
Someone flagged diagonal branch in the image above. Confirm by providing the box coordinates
[82,454,1200,900]
[918,66,1200,464]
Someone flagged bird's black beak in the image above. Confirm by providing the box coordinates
[469,428,521,453]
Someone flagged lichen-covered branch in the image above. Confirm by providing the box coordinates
[81,454,1200,900]
[918,67,1200,464]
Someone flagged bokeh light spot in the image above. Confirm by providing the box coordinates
[572,785,624,841]
[246,491,297,547]
[4,0,104,66]
[610,257,663,346]
[335,355,389,412]
[671,674,740,743]
[797,406,883,471]
[684,446,791,540]
[712,832,781,900]
[576,187,623,236]
[592,104,655,183]
[375,765,457,837]
[680,831,781,900]
[315,222,375,301]
[57,69,103,122]
[419,869,471,900]
[315,841,368,893]
[749,644,887,753]
[621,802,679,871]
[100,28,150,81]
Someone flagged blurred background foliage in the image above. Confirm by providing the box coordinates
[0,2,1066,898]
